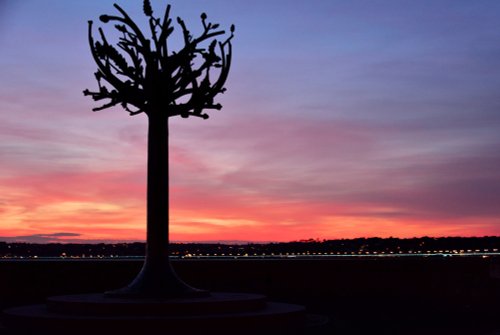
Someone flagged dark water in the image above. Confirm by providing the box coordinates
[2,252,499,261]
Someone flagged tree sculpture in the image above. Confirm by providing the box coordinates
[84,1,234,298]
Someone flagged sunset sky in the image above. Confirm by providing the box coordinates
[1,1,500,243]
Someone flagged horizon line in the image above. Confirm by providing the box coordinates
[1,235,500,245]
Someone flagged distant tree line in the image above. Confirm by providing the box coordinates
[0,236,499,258]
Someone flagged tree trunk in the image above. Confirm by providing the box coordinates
[106,112,207,298]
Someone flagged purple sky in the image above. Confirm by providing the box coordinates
[1,1,500,242]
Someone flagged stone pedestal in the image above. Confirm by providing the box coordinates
[3,292,306,335]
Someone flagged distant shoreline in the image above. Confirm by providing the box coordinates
[1,252,499,261]
[1,236,499,258]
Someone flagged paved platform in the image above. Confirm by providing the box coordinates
[46,292,267,316]
[3,293,306,335]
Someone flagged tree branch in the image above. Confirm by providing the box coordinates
[84,3,234,119]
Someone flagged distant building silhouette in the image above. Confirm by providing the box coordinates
[1,236,499,258]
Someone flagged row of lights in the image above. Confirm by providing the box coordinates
[181,249,499,257]
[1,248,498,258]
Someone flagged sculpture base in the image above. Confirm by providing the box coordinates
[3,293,306,335]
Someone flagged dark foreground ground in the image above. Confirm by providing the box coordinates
[1,257,500,334]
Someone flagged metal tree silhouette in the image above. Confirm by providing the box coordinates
[84,1,234,298]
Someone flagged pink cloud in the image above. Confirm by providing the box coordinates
[1,102,500,241]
